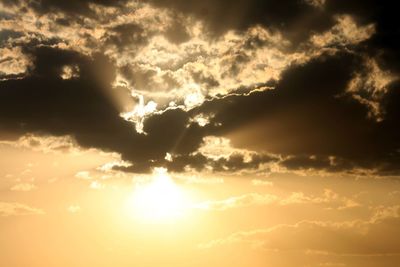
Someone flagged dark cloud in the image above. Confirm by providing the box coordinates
[104,23,148,50]
[323,1,400,77]
[146,0,334,44]
[0,45,229,173]
[164,19,190,44]
[1,0,128,15]
[191,71,220,90]
[145,0,400,76]
[280,155,356,174]
[193,52,400,174]
[211,153,275,172]
[1,46,399,175]
[0,46,195,172]
[0,47,132,139]
[1,1,400,176]
[119,64,157,91]
[161,152,276,173]
[0,30,23,46]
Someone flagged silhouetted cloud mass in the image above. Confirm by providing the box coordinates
[0,0,399,175]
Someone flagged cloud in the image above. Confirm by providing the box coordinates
[0,46,178,172]
[193,52,400,175]
[174,173,224,185]
[280,190,360,210]
[67,205,81,213]
[194,189,359,212]
[0,202,44,217]
[2,0,372,109]
[165,136,278,173]
[89,180,105,190]
[346,57,398,121]
[3,0,129,16]
[199,206,400,256]
[0,46,31,77]
[145,0,335,43]
[251,179,273,187]
[0,1,399,176]
[75,171,92,180]
[310,15,375,48]
[0,134,82,154]
[10,183,37,192]
[1,47,399,175]
[194,193,278,211]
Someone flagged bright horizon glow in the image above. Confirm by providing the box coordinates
[125,168,188,223]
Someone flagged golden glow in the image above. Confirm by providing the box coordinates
[125,168,187,222]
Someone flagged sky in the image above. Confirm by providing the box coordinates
[1,0,400,266]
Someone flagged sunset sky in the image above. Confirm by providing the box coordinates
[1,1,400,267]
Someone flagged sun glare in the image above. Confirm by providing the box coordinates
[125,168,187,223]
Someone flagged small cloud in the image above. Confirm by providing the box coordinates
[165,152,173,162]
[184,87,205,109]
[280,189,361,210]
[304,0,326,8]
[310,15,375,48]
[0,47,32,76]
[75,171,91,180]
[60,65,80,80]
[198,136,254,162]
[10,183,37,192]
[189,113,213,127]
[0,202,44,217]
[97,160,132,172]
[251,179,273,186]
[179,175,224,185]
[89,181,105,190]
[67,205,81,213]
[120,94,158,134]
[370,205,400,222]
[194,193,278,211]
[0,134,81,154]
[346,57,397,121]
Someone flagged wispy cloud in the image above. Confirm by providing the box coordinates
[10,183,37,192]
[199,206,400,256]
[0,202,44,217]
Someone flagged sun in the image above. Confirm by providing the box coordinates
[125,168,187,223]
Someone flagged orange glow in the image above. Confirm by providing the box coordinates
[125,168,188,223]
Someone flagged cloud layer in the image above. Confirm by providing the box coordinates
[0,0,399,176]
